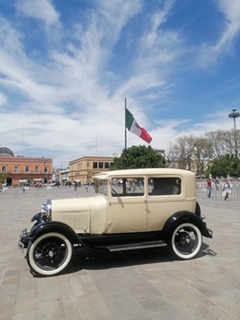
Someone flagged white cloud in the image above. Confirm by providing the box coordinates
[0,92,7,105]
[198,0,240,66]
[214,0,240,51]
[15,0,60,26]
[0,0,239,167]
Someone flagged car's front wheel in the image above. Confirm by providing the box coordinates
[170,223,202,259]
[27,232,73,276]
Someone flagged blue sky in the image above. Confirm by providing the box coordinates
[0,0,240,168]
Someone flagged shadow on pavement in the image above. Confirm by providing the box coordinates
[63,242,215,277]
[30,242,215,278]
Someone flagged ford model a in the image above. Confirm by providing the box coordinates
[19,168,212,277]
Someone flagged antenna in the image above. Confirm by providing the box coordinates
[96,137,98,156]
[22,124,24,156]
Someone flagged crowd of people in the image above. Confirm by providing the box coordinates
[206,177,232,200]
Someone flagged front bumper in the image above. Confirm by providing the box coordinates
[18,229,31,253]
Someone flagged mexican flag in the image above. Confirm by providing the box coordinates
[126,108,152,143]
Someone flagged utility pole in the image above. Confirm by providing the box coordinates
[228,109,240,157]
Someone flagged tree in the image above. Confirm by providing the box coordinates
[172,136,197,170]
[205,130,240,158]
[0,172,9,184]
[110,145,166,170]
[206,154,240,178]
[194,137,213,176]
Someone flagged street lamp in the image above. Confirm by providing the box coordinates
[228,109,240,157]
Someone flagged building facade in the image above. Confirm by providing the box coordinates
[69,156,114,184]
[0,147,52,187]
[59,169,69,184]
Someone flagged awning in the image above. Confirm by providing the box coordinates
[19,180,28,183]
[34,179,42,182]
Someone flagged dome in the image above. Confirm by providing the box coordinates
[0,147,14,156]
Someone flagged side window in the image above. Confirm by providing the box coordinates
[111,178,144,197]
[148,177,181,196]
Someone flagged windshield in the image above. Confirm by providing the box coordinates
[95,179,108,196]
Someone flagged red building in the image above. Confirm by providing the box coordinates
[0,147,52,187]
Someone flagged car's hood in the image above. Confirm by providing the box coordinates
[52,196,92,213]
[51,195,107,233]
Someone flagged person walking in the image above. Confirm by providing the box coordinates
[207,178,212,198]
[222,180,232,201]
[74,182,78,191]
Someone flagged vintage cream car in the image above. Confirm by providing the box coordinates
[19,168,212,276]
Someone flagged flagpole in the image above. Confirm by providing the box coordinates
[124,98,127,169]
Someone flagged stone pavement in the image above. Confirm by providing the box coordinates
[0,188,239,320]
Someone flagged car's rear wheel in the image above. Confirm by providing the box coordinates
[27,232,72,276]
[170,222,202,259]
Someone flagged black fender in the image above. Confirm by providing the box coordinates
[195,201,201,217]
[29,221,82,244]
[31,212,43,225]
[162,211,212,239]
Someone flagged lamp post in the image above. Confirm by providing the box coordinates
[228,109,240,157]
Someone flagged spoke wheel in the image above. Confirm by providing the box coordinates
[27,232,72,276]
[171,223,202,259]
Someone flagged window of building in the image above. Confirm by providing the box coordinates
[93,162,98,169]
[14,166,18,173]
[99,162,103,169]
[34,166,39,173]
[104,162,109,169]
[44,166,48,173]
[25,166,30,173]
[2,165,7,172]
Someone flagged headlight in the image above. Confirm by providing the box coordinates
[41,199,52,221]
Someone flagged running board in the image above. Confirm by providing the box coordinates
[101,240,167,252]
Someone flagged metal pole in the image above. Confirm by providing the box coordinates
[228,109,240,157]
[124,98,128,169]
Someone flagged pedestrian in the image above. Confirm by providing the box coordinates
[74,182,77,191]
[2,183,7,193]
[207,178,212,198]
[222,180,232,201]
[21,184,25,193]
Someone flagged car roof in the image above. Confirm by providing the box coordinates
[94,168,195,180]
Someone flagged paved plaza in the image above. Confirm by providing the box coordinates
[0,187,239,319]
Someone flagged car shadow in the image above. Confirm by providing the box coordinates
[61,242,215,276]
[31,242,215,278]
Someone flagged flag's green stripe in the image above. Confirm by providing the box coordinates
[126,108,134,131]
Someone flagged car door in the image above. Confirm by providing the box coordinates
[103,177,148,233]
[146,176,184,231]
